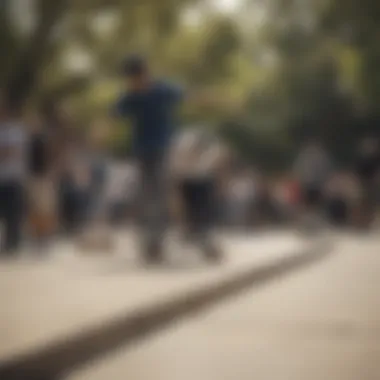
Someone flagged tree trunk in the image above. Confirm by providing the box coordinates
[6,0,68,108]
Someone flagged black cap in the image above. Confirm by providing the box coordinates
[122,55,147,77]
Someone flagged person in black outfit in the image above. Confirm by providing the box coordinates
[0,96,27,256]
[170,129,224,262]
[59,136,91,236]
[27,114,57,247]
[325,173,350,227]
[355,137,380,228]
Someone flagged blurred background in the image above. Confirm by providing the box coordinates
[0,0,379,379]
[2,0,379,163]
[1,0,379,236]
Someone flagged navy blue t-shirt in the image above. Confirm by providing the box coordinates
[114,80,184,156]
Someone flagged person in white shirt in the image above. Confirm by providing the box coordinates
[0,96,28,255]
[293,138,333,230]
[170,127,226,262]
[227,173,256,228]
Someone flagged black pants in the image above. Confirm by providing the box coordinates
[326,197,348,226]
[0,181,24,254]
[302,185,323,208]
[60,188,89,235]
[360,178,378,210]
[180,178,215,246]
[356,178,378,227]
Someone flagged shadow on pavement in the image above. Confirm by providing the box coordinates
[0,238,333,380]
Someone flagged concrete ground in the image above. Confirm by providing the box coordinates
[65,233,380,380]
[0,230,307,367]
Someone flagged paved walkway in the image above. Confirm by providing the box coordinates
[67,233,380,380]
[0,231,307,364]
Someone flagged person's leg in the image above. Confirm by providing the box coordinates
[28,178,45,248]
[65,186,89,236]
[0,184,6,256]
[367,181,378,227]
[193,179,222,261]
[29,177,55,249]
[138,154,168,261]
[63,191,75,235]
[298,185,318,232]
[337,197,349,227]
[2,182,24,255]
[180,180,199,244]
[59,182,75,236]
[356,179,374,230]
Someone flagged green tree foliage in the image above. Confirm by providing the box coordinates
[321,0,380,111]
[228,0,379,168]
[2,0,378,168]
[191,17,241,85]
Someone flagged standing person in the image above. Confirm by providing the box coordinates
[325,172,350,228]
[61,133,93,235]
[283,176,301,222]
[170,128,225,262]
[113,55,234,262]
[78,127,114,252]
[354,137,380,230]
[255,177,276,227]
[226,171,255,229]
[107,162,138,225]
[0,96,28,256]
[27,112,58,250]
[86,127,109,224]
[37,100,71,237]
[293,138,333,231]
[113,56,184,262]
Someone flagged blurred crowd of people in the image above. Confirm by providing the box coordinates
[0,55,378,261]
[291,137,380,231]
[0,90,378,261]
[0,94,111,256]
[219,137,380,232]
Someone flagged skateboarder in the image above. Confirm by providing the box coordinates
[113,56,185,262]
